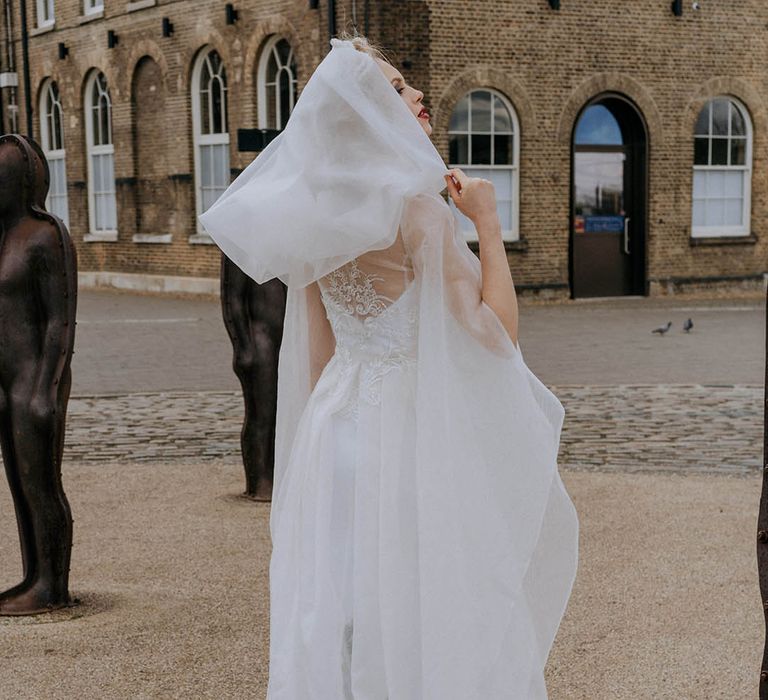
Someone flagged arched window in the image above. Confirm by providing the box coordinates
[36,0,54,27]
[447,89,520,242]
[39,79,69,227]
[257,36,298,130]
[192,47,230,239]
[84,70,117,239]
[692,97,752,237]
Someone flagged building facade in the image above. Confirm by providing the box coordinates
[0,0,766,298]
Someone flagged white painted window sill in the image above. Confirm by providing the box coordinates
[84,231,118,242]
[78,9,104,24]
[31,22,56,36]
[189,233,215,245]
[126,0,156,11]
[133,233,171,244]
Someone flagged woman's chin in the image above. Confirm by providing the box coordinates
[419,121,433,137]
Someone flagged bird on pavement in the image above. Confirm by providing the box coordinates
[683,318,693,333]
[652,321,672,335]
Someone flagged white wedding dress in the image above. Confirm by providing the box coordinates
[194,36,578,700]
[265,193,579,700]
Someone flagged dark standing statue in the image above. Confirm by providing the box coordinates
[221,254,286,501]
[0,134,77,615]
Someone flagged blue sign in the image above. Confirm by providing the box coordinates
[584,215,625,233]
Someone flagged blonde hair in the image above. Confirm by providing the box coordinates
[335,29,392,64]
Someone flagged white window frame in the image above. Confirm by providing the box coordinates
[191,47,230,241]
[691,96,752,238]
[447,88,520,242]
[36,0,55,27]
[39,78,69,228]
[257,35,298,130]
[84,0,103,16]
[84,70,117,241]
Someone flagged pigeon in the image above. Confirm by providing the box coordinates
[683,318,693,333]
[652,321,672,335]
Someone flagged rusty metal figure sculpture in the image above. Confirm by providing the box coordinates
[221,253,286,501]
[759,283,768,695]
[0,133,77,615]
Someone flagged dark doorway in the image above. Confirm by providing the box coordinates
[570,95,647,298]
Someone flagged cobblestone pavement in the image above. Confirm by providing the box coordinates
[63,383,764,474]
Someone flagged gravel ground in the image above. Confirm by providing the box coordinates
[0,461,762,699]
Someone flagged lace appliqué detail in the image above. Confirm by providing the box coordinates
[323,258,391,317]
[319,258,418,420]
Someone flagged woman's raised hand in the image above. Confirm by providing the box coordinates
[444,168,499,226]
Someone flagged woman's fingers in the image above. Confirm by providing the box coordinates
[448,167,470,189]
[444,173,461,200]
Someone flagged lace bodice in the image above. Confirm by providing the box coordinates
[318,256,418,417]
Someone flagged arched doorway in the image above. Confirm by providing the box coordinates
[570,94,647,297]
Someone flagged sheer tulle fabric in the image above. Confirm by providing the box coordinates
[267,192,579,699]
[197,38,447,289]
[195,34,578,699]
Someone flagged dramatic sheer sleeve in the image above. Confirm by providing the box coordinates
[395,191,578,696]
[270,281,334,533]
[400,192,518,359]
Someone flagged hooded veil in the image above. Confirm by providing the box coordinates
[199,38,578,699]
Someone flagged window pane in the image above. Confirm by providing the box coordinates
[276,38,291,66]
[99,96,110,145]
[471,134,491,164]
[492,95,513,133]
[213,143,228,187]
[497,199,512,232]
[724,198,743,227]
[266,48,279,84]
[706,170,725,198]
[693,137,709,165]
[449,134,468,164]
[692,170,707,198]
[705,198,725,227]
[212,79,224,134]
[266,84,276,129]
[694,104,709,136]
[710,138,728,166]
[488,168,513,200]
[201,145,213,186]
[105,153,115,193]
[449,94,469,131]
[574,104,623,146]
[95,194,104,229]
[278,69,291,130]
[724,171,743,198]
[730,104,746,136]
[692,200,706,227]
[92,155,102,193]
[493,134,514,166]
[730,138,746,166]
[471,90,492,132]
[200,88,210,134]
[53,104,63,150]
[711,99,729,136]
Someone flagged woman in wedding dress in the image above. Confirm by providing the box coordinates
[199,34,578,699]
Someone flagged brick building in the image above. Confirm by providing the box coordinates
[0,0,765,298]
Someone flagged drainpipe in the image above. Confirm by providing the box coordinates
[18,0,32,136]
[328,0,336,43]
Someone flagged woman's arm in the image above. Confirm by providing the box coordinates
[305,280,336,389]
[444,170,519,346]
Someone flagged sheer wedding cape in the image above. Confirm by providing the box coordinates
[199,38,578,699]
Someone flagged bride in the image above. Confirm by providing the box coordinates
[199,32,578,699]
